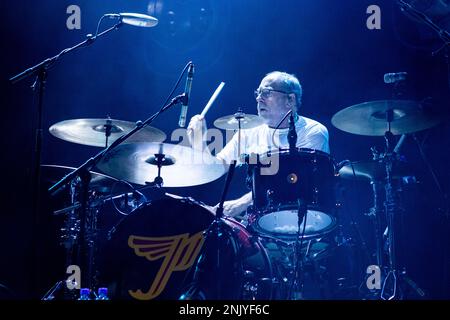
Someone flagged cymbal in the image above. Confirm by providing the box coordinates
[41,164,120,194]
[214,112,264,130]
[49,118,166,147]
[95,143,227,187]
[331,100,440,136]
[338,160,411,181]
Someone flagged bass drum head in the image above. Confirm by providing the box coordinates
[180,218,275,300]
[99,196,215,300]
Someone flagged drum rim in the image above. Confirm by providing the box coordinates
[250,204,338,240]
[264,147,334,160]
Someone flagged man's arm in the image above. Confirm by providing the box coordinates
[215,191,252,217]
[188,115,250,217]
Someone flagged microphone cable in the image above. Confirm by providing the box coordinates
[270,109,293,149]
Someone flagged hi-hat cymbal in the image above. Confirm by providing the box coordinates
[214,112,264,130]
[95,143,227,187]
[49,118,166,147]
[331,100,440,136]
[41,164,120,194]
[338,160,411,181]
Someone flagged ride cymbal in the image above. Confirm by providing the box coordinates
[331,100,440,136]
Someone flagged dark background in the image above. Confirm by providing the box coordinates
[0,0,449,299]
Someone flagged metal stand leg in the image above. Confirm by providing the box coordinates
[289,200,307,300]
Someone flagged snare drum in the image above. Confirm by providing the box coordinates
[248,148,338,241]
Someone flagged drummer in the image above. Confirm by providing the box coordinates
[187,71,330,216]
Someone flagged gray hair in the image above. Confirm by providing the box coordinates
[264,71,302,109]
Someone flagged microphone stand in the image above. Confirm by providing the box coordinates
[9,18,123,297]
[286,110,308,299]
[48,94,185,294]
[288,111,297,155]
[396,0,450,89]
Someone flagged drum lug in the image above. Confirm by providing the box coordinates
[313,187,319,204]
[266,189,275,206]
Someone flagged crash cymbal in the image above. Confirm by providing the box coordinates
[95,143,227,187]
[41,164,120,194]
[331,100,440,136]
[338,160,411,181]
[214,112,264,130]
[49,118,166,147]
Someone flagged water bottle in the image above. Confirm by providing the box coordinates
[96,287,109,300]
[78,288,91,300]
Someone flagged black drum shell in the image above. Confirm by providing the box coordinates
[249,148,339,240]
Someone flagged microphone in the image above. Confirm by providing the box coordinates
[384,72,408,84]
[179,63,195,127]
[105,13,158,28]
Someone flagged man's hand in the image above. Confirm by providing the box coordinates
[187,114,207,151]
[213,192,253,217]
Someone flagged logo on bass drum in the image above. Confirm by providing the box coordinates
[127,232,204,300]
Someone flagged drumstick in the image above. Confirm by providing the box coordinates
[200,82,225,118]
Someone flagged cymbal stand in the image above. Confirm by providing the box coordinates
[103,117,113,148]
[367,176,385,270]
[76,169,94,290]
[145,142,186,188]
[377,126,425,299]
[234,108,244,158]
[380,129,399,300]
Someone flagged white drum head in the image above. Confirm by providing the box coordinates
[256,209,336,240]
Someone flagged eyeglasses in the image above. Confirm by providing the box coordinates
[254,88,291,99]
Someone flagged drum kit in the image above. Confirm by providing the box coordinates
[41,96,440,300]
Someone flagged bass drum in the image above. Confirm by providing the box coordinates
[99,195,274,300]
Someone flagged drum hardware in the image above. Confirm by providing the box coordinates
[41,165,121,299]
[9,17,134,298]
[287,109,297,155]
[42,63,226,298]
[369,146,425,299]
[245,126,339,300]
[214,109,265,161]
[396,0,450,89]
[41,280,72,301]
[332,95,438,300]
[144,147,170,188]
[203,160,237,300]
[289,199,308,300]
[44,64,194,296]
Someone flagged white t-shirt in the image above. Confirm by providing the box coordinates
[216,116,330,164]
